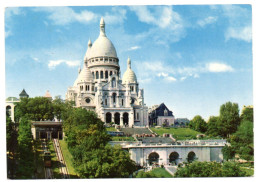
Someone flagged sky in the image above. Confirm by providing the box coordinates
[4,5,253,120]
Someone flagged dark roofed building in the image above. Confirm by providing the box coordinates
[148,103,175,126]
[19,89,29,98]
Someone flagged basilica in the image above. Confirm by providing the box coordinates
[66,18,148,127]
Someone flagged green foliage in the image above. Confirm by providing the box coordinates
[222,145,235,161]
[174,161,248,177]
[6,114,14,151]
[240,107,253,123]
[229,120,253,161]
[16,117,35,179]
[15,97,54,121]
[189,115,207,133]
[206,116,220,137]
[63,108,136,178]
[218,102,240,138]
[221,162,247,177]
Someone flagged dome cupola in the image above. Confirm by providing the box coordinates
[88,17,118,59]
[73,63,93,86]
[122,57,137,84]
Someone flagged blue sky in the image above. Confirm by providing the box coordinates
[5,5,253,120]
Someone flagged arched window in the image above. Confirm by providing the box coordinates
[105,99,107,105]
[112,93,116,103]
[85,85,87,91]
[100,71,103,79]
[110,71,113,76]
[137,113,139,120]
[105,71,108,79]
[96,71,99,79]
[122,99,124,106]
[92,72,94,79]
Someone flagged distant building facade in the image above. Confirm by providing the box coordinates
[66,18,148,127]
[148,103,175,126]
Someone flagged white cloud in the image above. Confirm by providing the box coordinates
[197,16,218,27]
[129,6,185,44]
[104,7,127,24]
[32,7,98,25]
[225,26,252,42]
[48,60,80,70]
[222,5,252,42]
[206,62,234,72]
[138,60,234,82]
[157,72,177,82]
[5,7,24,38]
[128,46,141,51]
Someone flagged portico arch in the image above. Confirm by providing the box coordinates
[123,112,129,125]
[148,152,159,165]
[114,112,120,125]
[169,152,179,165]
[106,112,112,123]
[187,151,196,163]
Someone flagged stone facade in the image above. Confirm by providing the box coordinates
[66,18,148,127]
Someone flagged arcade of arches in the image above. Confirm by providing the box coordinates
[105,112,129,125]
[147,151,197,166]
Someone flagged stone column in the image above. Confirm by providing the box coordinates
[112,113,115,123]
[120,115,123,126]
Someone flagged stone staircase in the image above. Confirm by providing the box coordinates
[165,166,178,176]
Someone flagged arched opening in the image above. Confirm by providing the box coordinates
[187,151,196,163]
[110,71,113,76]
[123,112,129,125]
[148,152,159,165]
[96,71,99,79]
[6,105,11,117]
[114,112,120,125]
[112,93,116,103]
[106,112,112,123]
[92,72,94,79]
[169,152,179,165]
[105,71,108,79]
[100,71,103,79]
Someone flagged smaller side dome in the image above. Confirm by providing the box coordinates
[122,57,137,84]
[74,63,93,86]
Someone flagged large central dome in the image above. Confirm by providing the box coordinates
[88,17,117,59]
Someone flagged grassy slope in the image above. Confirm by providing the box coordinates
[151,127,201,140]
[59,140,79,178]
[106,127,118,132]
[150,168,173,177]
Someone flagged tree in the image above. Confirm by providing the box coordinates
[63,108,136,178]
[222,145,235,161]
[189,115,207,133]
[174,161,248,177]
[240,107,253,123]
[230,120,253,161]
[16,117,34,178]
[218,102,240,138]
[221,162,247,177]
[6,113,14,152]
[15,97,54,121]
[206,116,220,137]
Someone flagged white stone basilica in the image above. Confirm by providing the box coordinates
[66,18,148,127]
